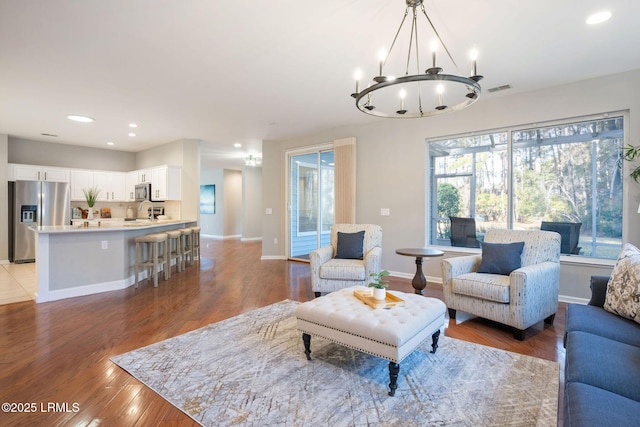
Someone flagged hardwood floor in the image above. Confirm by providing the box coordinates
[0,237,565,426]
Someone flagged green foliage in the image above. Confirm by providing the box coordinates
[82,187,101,207]
[621,144,640,183]
[437,183,460,218]
[368,270,390,289]
[476,192,506,222]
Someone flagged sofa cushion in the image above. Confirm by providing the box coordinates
[565,331,640,402]
[452,273,510,303]
[604,243,640,324]
[477,241,524,275]
[565,304,640,348]
[564,382,640,427]
[319,258,365,281]
[335,230,365,260]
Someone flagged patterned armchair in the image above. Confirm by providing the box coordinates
[441,229,561,340]
[309,224,382,297]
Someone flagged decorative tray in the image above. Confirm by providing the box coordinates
[353,289,405,309]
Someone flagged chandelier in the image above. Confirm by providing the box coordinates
[350,0,483,118]
[245,155,261,167]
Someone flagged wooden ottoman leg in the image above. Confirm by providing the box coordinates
[430,329,441,354]
[302,333,311,360]
[388,362,400,396]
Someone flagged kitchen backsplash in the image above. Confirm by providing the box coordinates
[70,200,182,220]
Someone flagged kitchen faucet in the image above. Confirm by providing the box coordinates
[138,200,154,221]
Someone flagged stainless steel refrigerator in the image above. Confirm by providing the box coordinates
[9,180,70,263]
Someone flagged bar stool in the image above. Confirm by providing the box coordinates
[181,228,193,270]
[134,232,169,288]
[165,229,183,276]
[189,226,201,262]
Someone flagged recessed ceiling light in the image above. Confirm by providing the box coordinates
[67,114,95,123]
[129,123,138,128]
[107,141,115,146]
[128,133,136,137]
[234,143,242,148]
[586,10,612,25]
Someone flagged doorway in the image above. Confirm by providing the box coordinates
[287,148,334,261]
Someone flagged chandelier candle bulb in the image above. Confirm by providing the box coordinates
[352,69,363,97]
[430,40,438,68]
[470,49,478,77]
[436,84,446,110]
[397,89,407,114]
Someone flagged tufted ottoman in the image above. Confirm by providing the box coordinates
[295,286,446,396]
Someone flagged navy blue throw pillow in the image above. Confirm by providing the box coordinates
[335,231,365,260]
[477,241,525,275]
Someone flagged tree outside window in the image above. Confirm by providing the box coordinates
[428,115,624,259]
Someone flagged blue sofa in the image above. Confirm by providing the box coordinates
[563,275,640,426]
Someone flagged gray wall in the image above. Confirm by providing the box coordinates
[199,168,224,237]
[9,137,136,171]
[262,69,640,300]
[242,166,263,240]
[224,170,243,237]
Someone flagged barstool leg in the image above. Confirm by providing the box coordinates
[152,241,159,287]
[163,237,169,281]
[134,241,140,288]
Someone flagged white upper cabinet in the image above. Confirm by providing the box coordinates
[93,171,126,201]
[70,170,93,201]
[71,170,127,202]
[9,164,70,182]
[125,171,139,201]
[150,166,181,201]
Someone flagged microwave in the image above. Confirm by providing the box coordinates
[135,183,151,202]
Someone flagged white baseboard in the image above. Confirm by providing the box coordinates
[241,237,262,242]
[37,277,132,303]
[261,255,287,260]
[202,234,242,240]
[559,295,589,305]
[0,260,9,265]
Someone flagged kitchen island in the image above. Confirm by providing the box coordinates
[30,220,196,303]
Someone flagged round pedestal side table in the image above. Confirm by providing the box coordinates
[395,248,445,295]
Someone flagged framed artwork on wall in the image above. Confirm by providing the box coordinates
[200,184,215,214]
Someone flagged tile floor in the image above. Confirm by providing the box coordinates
[0,263,37,305]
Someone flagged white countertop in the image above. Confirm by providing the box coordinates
[30,219,195,234]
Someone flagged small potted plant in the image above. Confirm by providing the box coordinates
[368,270,390,301]
[82,187,101,219]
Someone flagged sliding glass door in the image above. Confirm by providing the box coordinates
[288,149,334,260]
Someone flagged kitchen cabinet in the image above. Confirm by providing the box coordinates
[137,169,152,184]
[93,171,126,201]
[150,166,181,200]
[70,170,93,201]
[125,171,138,201]
[9,164,70,182]
[71,170,127,202]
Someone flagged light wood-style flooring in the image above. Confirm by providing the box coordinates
[0,262,37,305]
[0,238,565,426]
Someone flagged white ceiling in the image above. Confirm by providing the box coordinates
[1,0,639,169]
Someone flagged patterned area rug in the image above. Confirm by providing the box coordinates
[111,300,559,426]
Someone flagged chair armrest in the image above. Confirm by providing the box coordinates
[309,245,333,267]
[441,255,482,281]
[509,261,560,305]
[364,246,382,277]
[589,275,610,307]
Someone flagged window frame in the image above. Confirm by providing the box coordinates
[425,111,627,260]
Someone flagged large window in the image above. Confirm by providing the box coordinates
[429,115,624,259]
